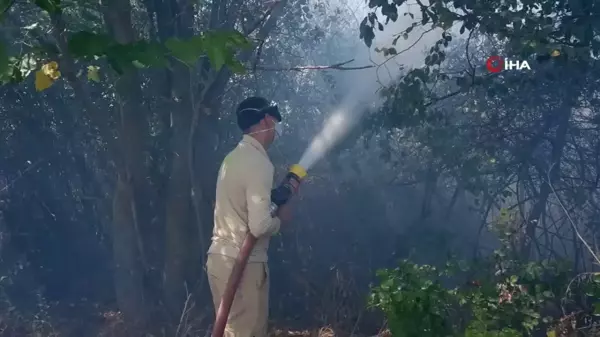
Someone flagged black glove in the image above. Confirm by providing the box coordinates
[271,183,293,207]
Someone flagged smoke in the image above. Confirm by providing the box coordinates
[296,0,443,171]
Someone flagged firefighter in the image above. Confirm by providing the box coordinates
[206,96,292,337]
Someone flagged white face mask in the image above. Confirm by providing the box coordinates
[248,123,282,139]
[274,123,283,138]
[239,107,282,139]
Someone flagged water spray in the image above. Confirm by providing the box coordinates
[298,97,366,170]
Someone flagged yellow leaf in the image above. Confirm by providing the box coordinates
[546,330,556,337]
[87,65,100,82]
[551,50,560,57]
[42,61,60,80]
[35,69,53,91]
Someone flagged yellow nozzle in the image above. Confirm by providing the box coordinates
[289,164,307,179]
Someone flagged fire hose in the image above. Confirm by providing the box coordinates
[211,164,307,337]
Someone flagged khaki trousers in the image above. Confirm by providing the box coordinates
[206,254,269,337]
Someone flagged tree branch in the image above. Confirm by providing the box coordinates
[253,59,374,71]
[243,0,281,36]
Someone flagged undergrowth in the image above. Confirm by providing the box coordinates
[2,212,599,337]
[368,210,600,337]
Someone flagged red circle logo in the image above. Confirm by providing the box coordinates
[486,56,504,73]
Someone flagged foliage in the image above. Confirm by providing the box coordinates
[359,0,599,133]
[362,0,600,58]
[368,241,596,337]
[0,1,252,91]
[358,2,600,330]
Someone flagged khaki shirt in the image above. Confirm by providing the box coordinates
[207,135,281,262]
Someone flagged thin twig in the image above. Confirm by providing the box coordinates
[252,38,266,72]
[253,59,374,71]
[0,159,45,194]
[243,0,281,36]
[548,163,600,316]
[349,309,363,336]
[547,163,600,265]
[175,283,195,337]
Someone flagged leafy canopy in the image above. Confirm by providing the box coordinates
[358,0,599,131]
[0,0,252,90]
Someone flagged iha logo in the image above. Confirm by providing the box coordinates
[485,56,531,73]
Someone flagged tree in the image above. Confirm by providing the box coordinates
[354,0,600,277]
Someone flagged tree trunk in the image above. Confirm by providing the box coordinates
[46,7,153,329]
[145,0,199,320]
[101,0,159,328]
[112,175,149,331]
[163,62,195,320]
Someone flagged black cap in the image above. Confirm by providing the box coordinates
[236,96,281,131]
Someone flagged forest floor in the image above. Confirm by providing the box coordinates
[1,303,389,337]
[268,327,391,337]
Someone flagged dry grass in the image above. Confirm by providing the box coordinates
[0,306,383,337]
[96,311,128,337]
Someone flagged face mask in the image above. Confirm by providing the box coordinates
[239,107,282,136]
[246,114,282,139]
[274,123,283,138]
[248,123,281,139]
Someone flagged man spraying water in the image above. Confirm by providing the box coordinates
[209,96,362,337]
[207,96,295,337]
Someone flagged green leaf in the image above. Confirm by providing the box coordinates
[33,0,60,14]
[205,32,245,71]
[206,43,225,71]
[0,0,13,17]
[106,43,145,73]
[165,36,205,66]
[67,31,113,58]
[106,55,125,75]
[594,302,600,315]
[129,41,168,67]
[0,42,8,81]
[509,275,518,283]
[226,58,246,74]
[221,31,252,49]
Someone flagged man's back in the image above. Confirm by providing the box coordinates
[207,134,281,262]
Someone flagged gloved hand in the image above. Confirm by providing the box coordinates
[271,183,293,207]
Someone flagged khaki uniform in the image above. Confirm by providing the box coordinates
[207,135,281,337]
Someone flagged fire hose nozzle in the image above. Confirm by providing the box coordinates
[288,164,307,180]
[269,164,307,215]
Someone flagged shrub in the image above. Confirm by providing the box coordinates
[367,249,592,337]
